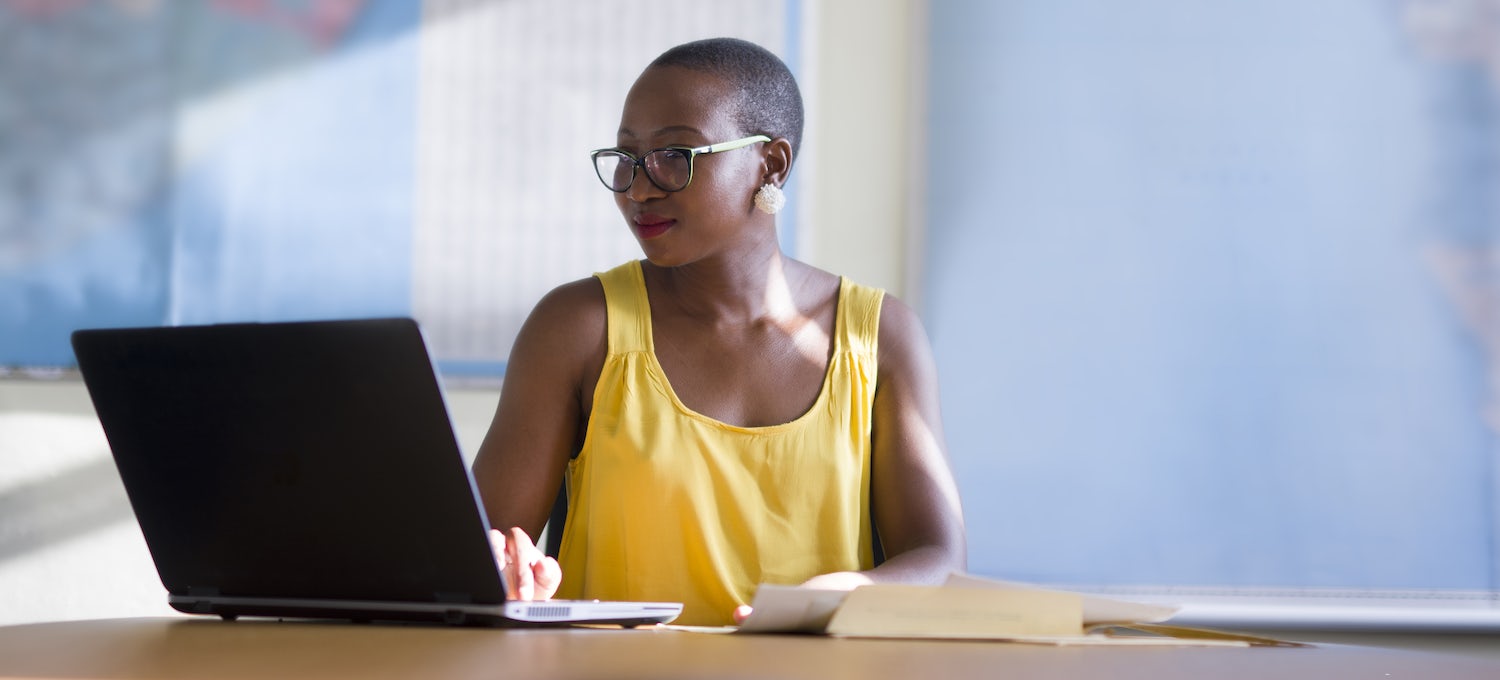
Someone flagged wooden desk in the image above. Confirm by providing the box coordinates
[0,617,1496,679]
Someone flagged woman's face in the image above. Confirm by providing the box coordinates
[611,65,768,267]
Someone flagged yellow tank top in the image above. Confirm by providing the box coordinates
[555,260,883,626]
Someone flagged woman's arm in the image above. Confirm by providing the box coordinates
[733,295,963,621]
[471,277,607,598]
[807,293,967,589]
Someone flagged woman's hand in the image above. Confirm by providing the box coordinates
[798,571,874,591]
[489,527,562,601]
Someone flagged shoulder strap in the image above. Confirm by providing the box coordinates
[593,260,652,354]
[837,277,885,359]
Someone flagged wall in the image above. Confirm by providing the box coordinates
[798,0,925,299]
[923,0,1500,594]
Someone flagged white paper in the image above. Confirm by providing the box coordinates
[737,585,850,633]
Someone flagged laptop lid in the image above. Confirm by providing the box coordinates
[71,318,678,626]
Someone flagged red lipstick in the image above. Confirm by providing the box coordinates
[633,214,675,240]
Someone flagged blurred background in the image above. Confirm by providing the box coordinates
[1,0,1497,650]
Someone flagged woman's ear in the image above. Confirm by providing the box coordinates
[762,137,794,187]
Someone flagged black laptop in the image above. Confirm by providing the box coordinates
[71,317,681,627]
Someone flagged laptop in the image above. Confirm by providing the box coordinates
[71,317,682,627]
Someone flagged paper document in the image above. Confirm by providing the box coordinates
[826,584,1081,639]
[942,573,1179,625]
[732,573,1304,647]
[737,586,849,633]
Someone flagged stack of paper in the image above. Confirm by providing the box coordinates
[734,574,1302,647]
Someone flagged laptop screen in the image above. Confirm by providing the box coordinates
[72,318,506,605]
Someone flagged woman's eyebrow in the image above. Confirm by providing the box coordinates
[617,124,705,139]
[652,125,704,136]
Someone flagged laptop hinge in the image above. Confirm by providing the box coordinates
[179,587,221,614]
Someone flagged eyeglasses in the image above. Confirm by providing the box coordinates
[590,135,771,193]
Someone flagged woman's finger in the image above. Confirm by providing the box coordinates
[488,529,509,569]
[533,555,562,600]
[488,529,519,598]
[506,527,538,600]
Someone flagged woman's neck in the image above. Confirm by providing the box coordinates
[645,244,809,326]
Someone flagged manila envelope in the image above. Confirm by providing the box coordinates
[824,584,1083,639]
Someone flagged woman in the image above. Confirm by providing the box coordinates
[471,37,965,627]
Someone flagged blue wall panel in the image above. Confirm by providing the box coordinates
[925,0,1497,590]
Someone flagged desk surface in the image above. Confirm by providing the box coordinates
[1,617,1497,680]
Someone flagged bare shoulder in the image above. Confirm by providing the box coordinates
[875,293,936,376]
[523,276,606,332]
[784,258,843,311]
[509,276,607,376]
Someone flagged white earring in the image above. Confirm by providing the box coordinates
[754,183,785,215]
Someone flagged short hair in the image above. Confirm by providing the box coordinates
[648,37,805,166]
